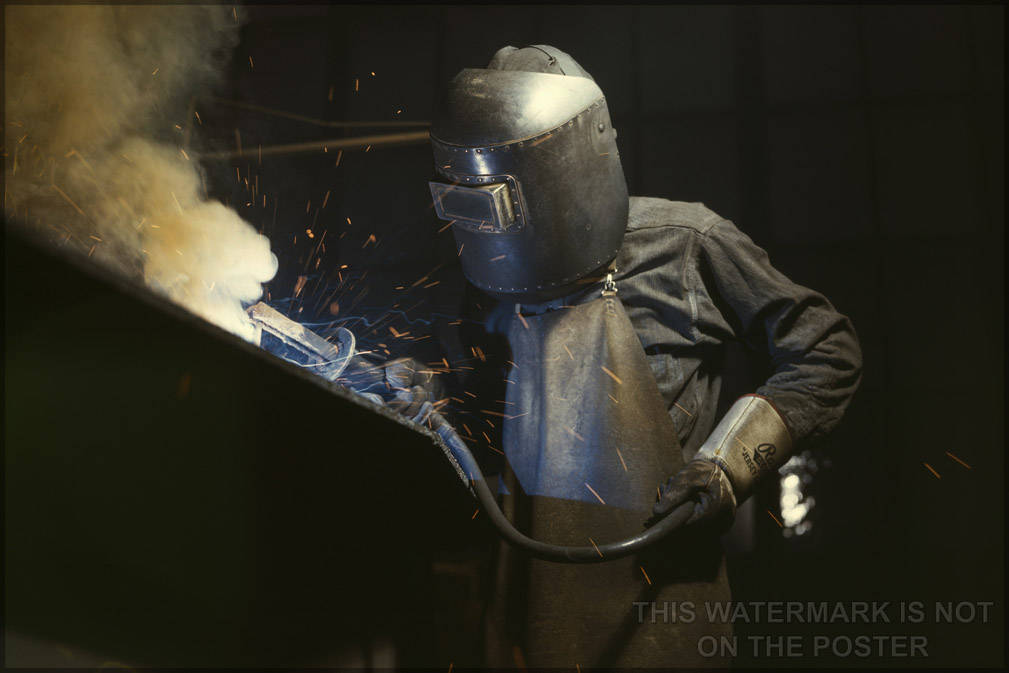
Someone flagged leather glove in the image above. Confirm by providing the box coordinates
[646,459,737,533]
[383,358,443,424]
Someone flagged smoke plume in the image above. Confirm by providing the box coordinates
[4,5,277,341]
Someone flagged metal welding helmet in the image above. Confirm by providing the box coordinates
[429,45,628,301]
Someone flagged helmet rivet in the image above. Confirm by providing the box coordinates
[597,122,605,132]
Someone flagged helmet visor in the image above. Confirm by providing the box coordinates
[429,180,517,234]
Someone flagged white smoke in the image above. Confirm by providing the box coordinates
[4,5,277,341]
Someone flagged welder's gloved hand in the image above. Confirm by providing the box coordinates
[646,459,737,533]
[383,358,443,425]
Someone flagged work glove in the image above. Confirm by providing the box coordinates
[383,357,443,425]
[646,459,737,533]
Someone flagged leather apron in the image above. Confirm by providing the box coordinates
[485,289,732,669]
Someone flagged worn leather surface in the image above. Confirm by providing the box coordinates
[485,294,732,668]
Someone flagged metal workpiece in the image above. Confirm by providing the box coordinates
[247,302,355,381]
[696,395,795,503]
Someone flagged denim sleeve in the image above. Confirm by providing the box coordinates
[694,220,863,445]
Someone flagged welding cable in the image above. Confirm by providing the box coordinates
[426,410,696,564]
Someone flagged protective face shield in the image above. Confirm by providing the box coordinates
[429,45,628,301]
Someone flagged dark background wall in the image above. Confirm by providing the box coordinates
[79,4,1007,667]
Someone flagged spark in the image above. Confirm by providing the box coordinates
[457,243,465,256]
[463,392,477,399]
[294,275,308,297]
[234,129,242,154]
[588,537,603,558]
[179,148,190,160]
[615,447,628,471]
[354,78,359,92]
[151,67,159,76]
[335,149,343,166]
[640,566,652,585]
[194,110,202,124]
[248,56,254,70]
[346,216,352,225]
[480,410,507,417]
[322,190,331,208]
[51,184,86,217]
[923,462,941,479]
[489,254,506,262]
[517,313,530,330]
[608,394,619,404]
[945,451,971,469]
[565,426,585,442]
[563,344,574,360]
[674,402,693,416]
[584,482,606,505]
[437,220,454,233]
[766,509,784,527]
[600,366,622,384]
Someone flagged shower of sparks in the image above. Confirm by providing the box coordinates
[945,451,971,469]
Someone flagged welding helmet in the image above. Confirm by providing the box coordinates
[429,45,628,301]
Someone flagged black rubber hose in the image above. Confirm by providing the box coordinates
[428,409,695,563]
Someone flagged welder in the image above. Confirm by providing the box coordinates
[415,45,862,668]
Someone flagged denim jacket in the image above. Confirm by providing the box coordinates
[485,197,863,461]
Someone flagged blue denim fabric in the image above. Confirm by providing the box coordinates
[487,197,863,460]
